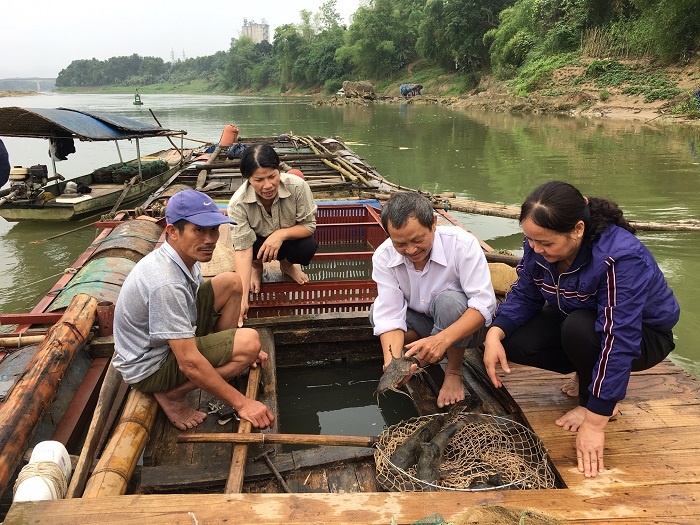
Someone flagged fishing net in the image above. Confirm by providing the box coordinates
[374,412,556,492]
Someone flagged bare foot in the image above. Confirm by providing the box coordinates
[250,260,263,293]
[153,391,207,430]
[561,373,578,397]
[437,369,465,408]
[280,260,310,285]
[555,404,620,432]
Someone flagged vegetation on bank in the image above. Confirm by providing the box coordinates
[54,0,700,115]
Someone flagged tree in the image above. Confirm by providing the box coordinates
[419,0,513,72]
[336,0,425,78]
[273,24,308,86]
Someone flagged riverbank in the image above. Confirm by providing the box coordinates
[0,91,37,98]
[318,57,700,126]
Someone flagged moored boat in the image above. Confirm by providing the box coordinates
[0,107,189,221]
[0,133,698,524]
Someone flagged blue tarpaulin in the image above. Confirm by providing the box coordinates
[0,106,185,141]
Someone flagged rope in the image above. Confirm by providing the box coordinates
[13,461,68,499]
[30,222,95,244]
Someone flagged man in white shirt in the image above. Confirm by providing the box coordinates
[371,192,497,407]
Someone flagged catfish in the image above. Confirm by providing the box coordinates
[389,415,446,471]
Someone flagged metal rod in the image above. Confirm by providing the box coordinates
[135,138,142,179]
[114,141,124,164]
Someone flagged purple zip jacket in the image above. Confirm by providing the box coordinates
[492,224,680,415]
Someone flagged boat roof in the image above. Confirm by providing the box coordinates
[0,106,186,141]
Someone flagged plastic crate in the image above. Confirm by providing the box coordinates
[313,203,387,258]
[247,203,385,318]
[316,203,382,224]
[248,280,377,318]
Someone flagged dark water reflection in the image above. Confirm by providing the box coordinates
[1,93,698,377]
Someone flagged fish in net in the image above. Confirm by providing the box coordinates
[374,411,557,492]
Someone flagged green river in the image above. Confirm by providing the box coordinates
[1,93,699,380]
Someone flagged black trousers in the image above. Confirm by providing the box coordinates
[502,306,675,407]
[252,235,318,266]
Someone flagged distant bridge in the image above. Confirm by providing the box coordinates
[0,78,56,92]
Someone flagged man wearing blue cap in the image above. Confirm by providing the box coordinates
[114,189,274,430]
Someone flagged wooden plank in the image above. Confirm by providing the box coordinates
[88,336,114,359]
[188,389,235,467]
[51,357,110,451]
[326,464,361,493]
[292,447,374,470]
[0,313,63,325]
[139,462,230,493]
[354,462,380,492]
[225,364,262,493]
[285,470,329,493]
[6,484,700,524]
[258,327,279,435]
[272,326,375,346]
[141,445,376,492]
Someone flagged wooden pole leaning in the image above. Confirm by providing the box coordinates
[179,432,379,448]
[0,293,98,495]
[224,365,262,493]
[66,358,123,498]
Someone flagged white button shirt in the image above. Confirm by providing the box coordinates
[371,226,496,336]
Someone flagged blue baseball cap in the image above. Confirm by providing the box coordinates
[165,189,235,227]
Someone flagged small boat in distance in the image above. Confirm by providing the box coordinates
[0,107,188,221]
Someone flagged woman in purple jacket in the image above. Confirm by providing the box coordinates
[484,181,679,478]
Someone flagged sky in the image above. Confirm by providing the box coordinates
[0,0,362,79]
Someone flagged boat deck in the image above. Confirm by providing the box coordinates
[4,348,699,524]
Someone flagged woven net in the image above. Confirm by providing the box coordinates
[375,412,556,492]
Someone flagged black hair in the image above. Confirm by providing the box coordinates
[520,181,635,241]
[381,192,434,231]
[172,219,187,233]
[239,143,280,179]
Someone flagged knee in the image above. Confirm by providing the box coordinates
[236,328,262,362]
[430,291,467,325]
[218,272,242,297]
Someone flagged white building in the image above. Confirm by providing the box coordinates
[242,19,270,44]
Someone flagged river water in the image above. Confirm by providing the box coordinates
[1,93,699,379]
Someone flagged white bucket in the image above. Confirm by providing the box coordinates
[13,441,72,502]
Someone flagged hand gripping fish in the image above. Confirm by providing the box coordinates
[375,346,423,403]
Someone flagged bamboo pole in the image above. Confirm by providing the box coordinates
[179,432,379,447]
[225,366,261,494]
[0,293,98,495]
[82,388,158,497]
[364,190,700,233]
[0,335,46,348]
[66,360,123,498]
[303,135,373,187]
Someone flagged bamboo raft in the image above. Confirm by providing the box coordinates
[0,135,698,524]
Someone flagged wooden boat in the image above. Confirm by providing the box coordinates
[0,107,188,221]
[0,135,699,524]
